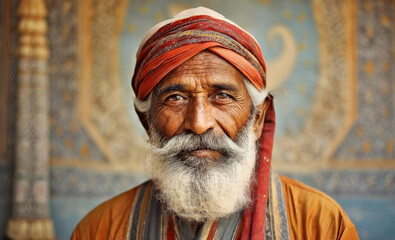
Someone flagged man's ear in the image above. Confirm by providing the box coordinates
[252,97,271,140]
[135,108,151,136]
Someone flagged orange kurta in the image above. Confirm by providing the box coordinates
[280,176,358,240]
[72,176,359,240]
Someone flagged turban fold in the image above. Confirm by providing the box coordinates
[132,7,267,100]
[132,7,276,240]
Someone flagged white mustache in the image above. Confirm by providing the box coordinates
[150,131,246,160]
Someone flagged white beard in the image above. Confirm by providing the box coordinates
[145,119,257,222]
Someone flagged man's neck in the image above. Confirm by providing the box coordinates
[189,221,203,235]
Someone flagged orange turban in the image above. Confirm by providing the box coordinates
[131,7,267,100]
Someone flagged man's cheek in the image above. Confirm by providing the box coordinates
[214,111,249,139]
[155,113,184,138]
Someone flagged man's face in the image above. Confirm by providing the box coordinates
[149,51,252,162]
[144,51,262,222]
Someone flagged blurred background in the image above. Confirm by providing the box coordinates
[0,0,394,239]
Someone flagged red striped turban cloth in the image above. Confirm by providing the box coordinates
[131,7,267,100]
[131,7,275,240]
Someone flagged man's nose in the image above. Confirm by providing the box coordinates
[183,97,215,135]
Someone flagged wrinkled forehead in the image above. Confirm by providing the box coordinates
[153,51,248,93]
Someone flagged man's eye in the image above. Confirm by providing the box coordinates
[216,92,232,100]
[167,94,184,102]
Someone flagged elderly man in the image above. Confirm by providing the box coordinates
[72,7,358,240]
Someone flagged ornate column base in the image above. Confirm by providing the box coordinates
[6,218,55,240]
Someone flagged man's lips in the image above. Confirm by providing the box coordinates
[189,149,221,159]
[179,148,222,161]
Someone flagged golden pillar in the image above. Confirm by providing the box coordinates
[7,0,55,239]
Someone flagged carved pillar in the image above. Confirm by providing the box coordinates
[7,0,55,239]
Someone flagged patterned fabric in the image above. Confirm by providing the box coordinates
[126,170,289,240]
[71,173,359,239]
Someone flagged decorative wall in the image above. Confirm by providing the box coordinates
[1,0,19,236]
[0,0,394,239]
[7,0,55,238]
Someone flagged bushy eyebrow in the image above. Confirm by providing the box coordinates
[212,83,238,92]
[157,83,238,96]
[157,84,186,96]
